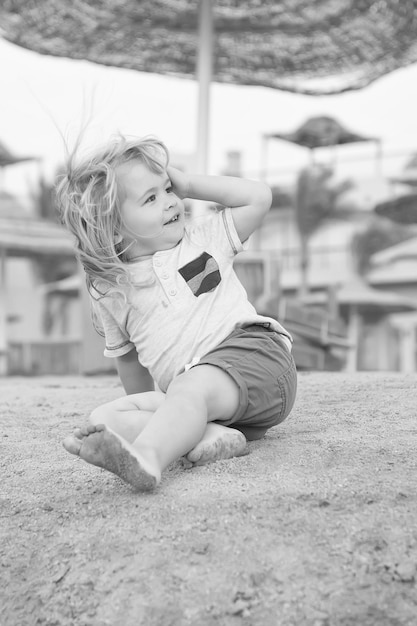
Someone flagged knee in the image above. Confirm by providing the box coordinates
[166,374,200,402]
[89,402,114,426]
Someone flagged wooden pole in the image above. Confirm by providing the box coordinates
[260,135,269,182]
[196,0,213,175]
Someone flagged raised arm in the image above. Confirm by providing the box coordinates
[168,167,272,243]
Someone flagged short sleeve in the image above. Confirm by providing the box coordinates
[91,297,135,359]
[186,208,248,258]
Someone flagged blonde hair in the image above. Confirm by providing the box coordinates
[55,135,169,296]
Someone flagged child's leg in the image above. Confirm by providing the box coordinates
[88,391,165,442]
[63,364,243,490]
[181,421,247,468]
[73,389,246,465]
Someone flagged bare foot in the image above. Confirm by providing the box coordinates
[63,424,159,491]
[183,423,248,468]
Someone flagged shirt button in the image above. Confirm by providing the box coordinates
[169,289,177,296]
[154,259,162,267]
[162,272,169,279]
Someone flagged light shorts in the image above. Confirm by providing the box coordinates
[193,323,297,440]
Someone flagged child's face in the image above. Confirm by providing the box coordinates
[117,160,185,257]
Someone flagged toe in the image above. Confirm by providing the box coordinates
[181,457,194,469]
[63,435,82,456]
[185,446,203,464]
[232,431,247,451]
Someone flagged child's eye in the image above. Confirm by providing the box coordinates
[166,185,173,193]
[145,194,156,204]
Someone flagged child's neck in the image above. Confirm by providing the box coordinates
[126,252,152,262]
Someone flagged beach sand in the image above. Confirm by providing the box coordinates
[1,372,416,625]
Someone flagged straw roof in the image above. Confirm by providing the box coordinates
[371,236,417,264]
[266,116,377,150]
[375,193,417,224]
[0,140,36,167]
[2,1,417,95]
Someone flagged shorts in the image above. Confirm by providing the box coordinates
[193,324,297,440]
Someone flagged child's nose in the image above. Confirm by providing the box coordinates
[165,193,177,209]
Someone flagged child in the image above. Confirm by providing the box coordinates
[57,135,297,492]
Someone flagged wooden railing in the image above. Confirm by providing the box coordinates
[258,296,351,370]
[7,340,81,375]
[235,253,351,370]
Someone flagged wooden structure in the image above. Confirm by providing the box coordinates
[234,254,350,371]
[300,278,417,371]
[7,339,80,375]
[258,295,350,370]
[0,213,75,375]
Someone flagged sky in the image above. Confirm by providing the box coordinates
[2,36,417,208]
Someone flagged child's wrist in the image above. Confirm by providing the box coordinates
[184,176,193,199]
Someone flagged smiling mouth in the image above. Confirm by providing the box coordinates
[165,214,179,225]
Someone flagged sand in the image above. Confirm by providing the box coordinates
[1,372,416,626]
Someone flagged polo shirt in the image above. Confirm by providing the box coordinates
[92,209,291,392]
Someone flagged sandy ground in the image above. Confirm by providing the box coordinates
[1,372,417,626]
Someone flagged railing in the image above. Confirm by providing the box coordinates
[234,251,282,304]
[7,340,81,375]
[234,252,350,371]
[279,246,351,272]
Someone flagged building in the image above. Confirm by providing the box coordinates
[1,190,78,375]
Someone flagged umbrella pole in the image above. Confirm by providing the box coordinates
[260,135,269,181]
[196,0,213,175]
[309,149,315,166]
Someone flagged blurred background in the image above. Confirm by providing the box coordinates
[1,0,417,376]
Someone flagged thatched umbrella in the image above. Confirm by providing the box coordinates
[261,115,371,298]
[1,0,417,171]
[389,153,417,187]
[264,115,377,150]
[0,141,37,168]
[262,115,381,174]
[374,193,417,225]
[376,153,417,225]
[4,0,417,373]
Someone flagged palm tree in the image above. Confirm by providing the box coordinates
[294,164,353,298]
[33,174,59,222]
